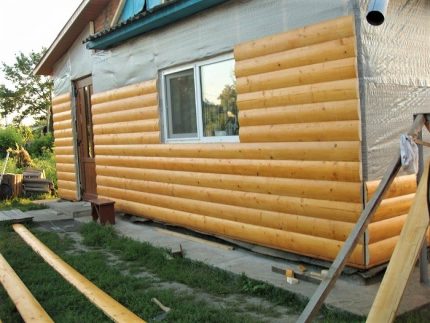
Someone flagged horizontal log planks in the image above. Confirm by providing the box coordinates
[52,92,77,201]
[97,175,362,222]
[91,80,160,149]
[94,142,361,161]
[95,156,361,182]
[366,175,418,265]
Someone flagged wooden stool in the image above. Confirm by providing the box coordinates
[89,198,115,225]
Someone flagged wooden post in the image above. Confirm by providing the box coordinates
[297,114,426,323]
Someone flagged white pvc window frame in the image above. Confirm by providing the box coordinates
[161,53,239,144]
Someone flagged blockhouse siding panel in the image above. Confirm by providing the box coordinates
[52,92,78,201]
[91,16,366,267]
[366,175,418,266]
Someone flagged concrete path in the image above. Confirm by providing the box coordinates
[31,200,430,317]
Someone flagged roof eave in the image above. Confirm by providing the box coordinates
[34,0,110,76]
[86,0,229,50]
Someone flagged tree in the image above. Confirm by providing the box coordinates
[0,50,52,128]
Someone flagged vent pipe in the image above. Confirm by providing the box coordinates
[366,0,389,26]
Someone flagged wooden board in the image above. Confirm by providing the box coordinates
[0,209,33,224]
[366,160,430,323]
[13,224,145,323]
[0,253,53,322]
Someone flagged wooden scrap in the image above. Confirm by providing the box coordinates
[298,264,307,273]
[171,244,184,258]
[272,266,321,284]
[286,268,294,278]
[287,277,299,285]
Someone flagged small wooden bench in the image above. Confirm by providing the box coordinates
[89,198,115,225]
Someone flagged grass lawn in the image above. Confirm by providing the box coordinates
[0,199,428,322]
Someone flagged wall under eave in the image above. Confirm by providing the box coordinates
[52,24,94,96]
[91,15,367,268]
[90,0,354,93]
[357,0,430,181]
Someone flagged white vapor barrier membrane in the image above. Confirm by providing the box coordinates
[53,24,94,96]
[89,0,354,93]
[357,0,430,180]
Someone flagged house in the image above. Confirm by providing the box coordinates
[35,0,430,269]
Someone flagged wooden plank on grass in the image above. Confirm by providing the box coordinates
[0,253,53,322]
[12,224,146,323]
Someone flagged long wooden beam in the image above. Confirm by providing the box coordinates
[297,114,426,322]
[0,252,53,322]
[367,159,430,322]
[12,224,145,323]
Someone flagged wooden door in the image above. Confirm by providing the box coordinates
[75,76,97,200]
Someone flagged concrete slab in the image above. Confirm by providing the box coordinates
[46,201,91,218]
[26,209,74,222]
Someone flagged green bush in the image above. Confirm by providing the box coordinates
[0,127,23,158]
[26,132,54,157]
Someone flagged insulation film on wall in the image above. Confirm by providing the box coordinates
[92,16,366,267]
[52,93,78,201]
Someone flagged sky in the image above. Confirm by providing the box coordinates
[0,0,81,85]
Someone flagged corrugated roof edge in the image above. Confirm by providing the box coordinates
[84,0,229,50]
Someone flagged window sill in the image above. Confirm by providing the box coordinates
[165,136,239,144]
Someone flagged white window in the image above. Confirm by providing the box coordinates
[162,55,239,143]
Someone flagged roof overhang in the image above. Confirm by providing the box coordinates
[85,0,229,50]
[34,0,110,75]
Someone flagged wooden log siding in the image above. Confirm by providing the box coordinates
[52,92,78,200]
[366,175,418,266]
[92,16,366,267]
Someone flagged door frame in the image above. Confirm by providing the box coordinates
[73,75,97,200]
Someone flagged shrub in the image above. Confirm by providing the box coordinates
[0,127,23,158]
[33,150,57,188]
[26,132,54,157]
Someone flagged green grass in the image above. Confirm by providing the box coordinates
[0,197,47,212]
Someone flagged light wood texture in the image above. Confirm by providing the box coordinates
[94,142,360,161]
[236,57,357,93]
[366,174,417,200]
[91,93,158,115]
[367,161,430,323]
[98,185,354,241]
[13,224,145,323]
[235,37,356,78]
[52,92,70,105]
[234,16,354,60]
[94,132,160,145]
[92,106,159,125]
[240,120,360,142]
[239,99,359,126]
[93,119,159,135]
[91,79,157,104]
[0,252,54,322]
[52,93,77,201]
[95,156,361,182]
[97,175,362,222]
[96,165,361,202]
[368,214,407,243]
[371,194,414,222]
[101,196,365,266]
[237,79,358,111]
[57,188,78,201]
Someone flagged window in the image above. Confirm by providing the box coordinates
[162,55,238,142]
